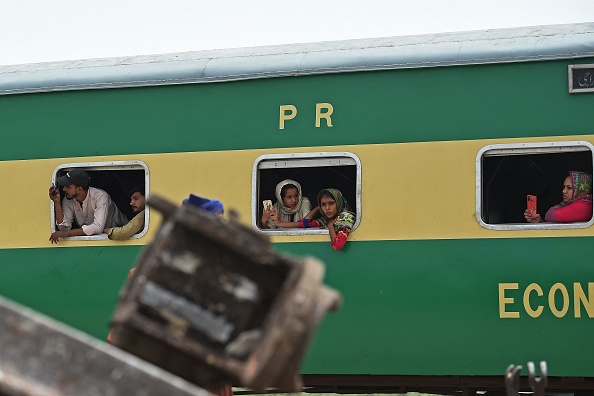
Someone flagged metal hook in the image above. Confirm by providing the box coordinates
[505,364,522,396]
[527,361,547,396]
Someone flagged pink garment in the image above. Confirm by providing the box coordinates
[331,230,350,250]
[298,218,350,250]
[544,199,593,223]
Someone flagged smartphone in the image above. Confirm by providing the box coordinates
[51,183,57,195]
[263,200,273,212]
[527,195,537,213]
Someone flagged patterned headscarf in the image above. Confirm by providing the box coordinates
[316,188,356,231]
[569,171,593,203]
[275,179,304,216]
[554,171,594,208]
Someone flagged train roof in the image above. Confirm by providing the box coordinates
[1,23,593,95]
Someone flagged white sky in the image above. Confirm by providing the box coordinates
[1,0,593,66]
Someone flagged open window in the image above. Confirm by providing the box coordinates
[51,160,149,241]
[252,152,361,235]
[476,141,594,230]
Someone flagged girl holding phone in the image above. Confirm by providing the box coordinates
[261,179,312,229]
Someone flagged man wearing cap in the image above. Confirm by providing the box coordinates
[49,169,128,243]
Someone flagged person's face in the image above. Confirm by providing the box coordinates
[63,184,79,200]
[562,176,574,203]
[320,195,338,219]
[130,192,145,213]
[282,187,299,209]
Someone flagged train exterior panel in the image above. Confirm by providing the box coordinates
[1,23,594,392]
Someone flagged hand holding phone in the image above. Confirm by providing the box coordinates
[49,183,59,202]
[263,200,273,212]
[527,195,537,214]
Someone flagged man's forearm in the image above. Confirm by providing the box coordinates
[54,203,65,225]
[49,228,86,244]
[108,217,144,240]
[62,229,86,237]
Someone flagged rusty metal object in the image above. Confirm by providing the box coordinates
[110,195,341,392]
[0,295,210,396]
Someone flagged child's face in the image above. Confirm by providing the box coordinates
[282,187,299,208]
[320,195,338,218]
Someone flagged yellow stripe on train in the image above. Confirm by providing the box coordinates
[2,135,594,250]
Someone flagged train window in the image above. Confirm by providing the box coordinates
[252,152,362,235]
[50,160,150,241]
[477,141,594,230]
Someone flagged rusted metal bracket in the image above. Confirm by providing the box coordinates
[110,195,341,392]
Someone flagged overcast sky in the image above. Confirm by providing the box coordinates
[1,0,592,66]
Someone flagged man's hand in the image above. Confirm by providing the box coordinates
[48,186,60,204]
[49,230,66,244]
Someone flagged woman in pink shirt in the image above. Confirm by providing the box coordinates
[525,171,593,223]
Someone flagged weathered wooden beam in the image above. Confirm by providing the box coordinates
[0,296,210,396]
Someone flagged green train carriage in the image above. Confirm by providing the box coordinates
[1,23,594,393]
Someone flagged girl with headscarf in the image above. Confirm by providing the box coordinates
[272,188,356,250]
[262,179,312,229]
[525,171,593,223]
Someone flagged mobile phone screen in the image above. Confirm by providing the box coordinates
[263,200,272,212]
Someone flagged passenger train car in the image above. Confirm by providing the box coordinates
[1,23,594,394]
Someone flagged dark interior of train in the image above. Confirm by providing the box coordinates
[257,165,357,229]
[55,169,146,225]
[481,151,593,224]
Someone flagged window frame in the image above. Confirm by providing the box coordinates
[476,141,594,230]
[252,152,362,236]
[50,160,150,241]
